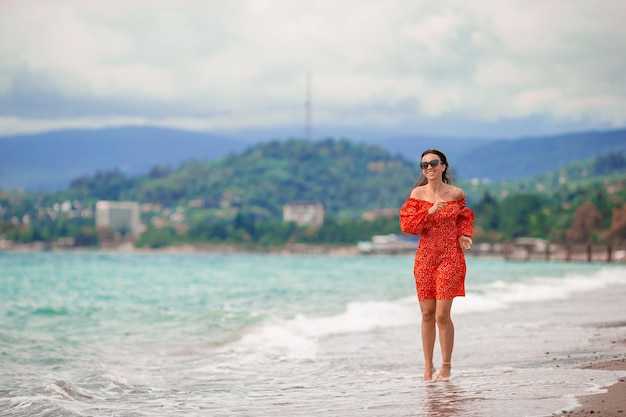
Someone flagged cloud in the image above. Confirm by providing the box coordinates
[0,0,625,138]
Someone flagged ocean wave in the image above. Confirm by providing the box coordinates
[457,266,626,314]
[32,307,70,316]
[223,299,419,361]
[42,380,93,401]
[0,398,71,417]
[0,381,91,417]
[223,266,626,361]
[0,332,20,344]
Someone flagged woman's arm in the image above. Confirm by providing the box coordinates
[399,198,433,236]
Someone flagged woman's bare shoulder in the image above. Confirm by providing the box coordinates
[409,185,428,199]
[448,186,465,200]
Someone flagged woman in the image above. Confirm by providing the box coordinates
[399,149,473,382]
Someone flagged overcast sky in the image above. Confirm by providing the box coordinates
[1,0,625,140]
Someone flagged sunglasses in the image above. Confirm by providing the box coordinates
[420,160,441,170]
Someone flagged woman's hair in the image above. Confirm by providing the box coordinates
[414,149,451,187]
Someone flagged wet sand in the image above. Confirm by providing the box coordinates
[550,334,626,416]
[552,359,626,416]
[446,272,626,417]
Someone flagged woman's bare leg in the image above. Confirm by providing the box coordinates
[435,299,454,381]
[419,299,437,381]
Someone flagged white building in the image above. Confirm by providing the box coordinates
[283,201,324,228]
[95,201,142,237]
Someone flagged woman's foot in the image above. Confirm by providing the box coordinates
[435,362,451,382]
[423,363,436,381]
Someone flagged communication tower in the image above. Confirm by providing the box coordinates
[305,73,312,141]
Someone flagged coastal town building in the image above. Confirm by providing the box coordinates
[283,201,324,228]
[95,201,143,237]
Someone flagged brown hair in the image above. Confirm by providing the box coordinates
[413,149,451,187]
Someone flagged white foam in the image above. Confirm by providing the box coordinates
[453,293,506,314]
[458,266,626,314]
[237,321,318,360]
[229,299,419,360]
[291,299,418,337]
[227,266,626,361]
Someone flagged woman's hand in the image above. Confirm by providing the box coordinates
[459,235,472,250]
[428,200,445,215]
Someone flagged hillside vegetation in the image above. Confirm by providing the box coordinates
[1,138,625,248]
[67,138,418,219]
[461,152,626,243]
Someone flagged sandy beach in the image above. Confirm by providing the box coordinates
[537,311,626,417]
[444,264,626,417]
[553,355,626,416]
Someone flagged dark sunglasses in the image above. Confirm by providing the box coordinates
[420,160,441,170]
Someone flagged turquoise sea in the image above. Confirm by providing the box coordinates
[1,251,625,416]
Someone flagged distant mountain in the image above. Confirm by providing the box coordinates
[364,135,496,162]
[452,129,626,181]
[0,127,248,190]
[1,125,625,191]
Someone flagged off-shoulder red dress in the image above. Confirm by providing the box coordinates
[399,197,474,301]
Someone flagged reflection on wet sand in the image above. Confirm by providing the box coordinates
[423,382,482,417]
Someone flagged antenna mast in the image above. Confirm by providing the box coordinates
[305,72,312,141]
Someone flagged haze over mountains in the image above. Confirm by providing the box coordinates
[0,127,249,190]
[1,126,625,191]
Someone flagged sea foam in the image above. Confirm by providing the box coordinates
[229,299,418,360]
[230,266,626,360]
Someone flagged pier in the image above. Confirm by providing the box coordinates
[498,238,626,262]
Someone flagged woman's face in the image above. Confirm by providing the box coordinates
[420,153,445,181]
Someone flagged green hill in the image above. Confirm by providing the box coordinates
[2,138,625,248]
[460,151,626,203]
[67,138,419,219]
[64,139,626,220]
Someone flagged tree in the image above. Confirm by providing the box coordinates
[606,204,626,246]
[136,227,176,248]
[566,202,603,243]
[73,227,100,247]
[499,194,546,238]
[473,191,501,240]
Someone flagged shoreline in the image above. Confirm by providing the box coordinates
[454,279,626,417]
[0,242,364,256]
[553,359,626,416]
[550,327,626,417]
[2,242,626,262]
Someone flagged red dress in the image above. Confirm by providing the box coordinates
[399,197,474,301]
